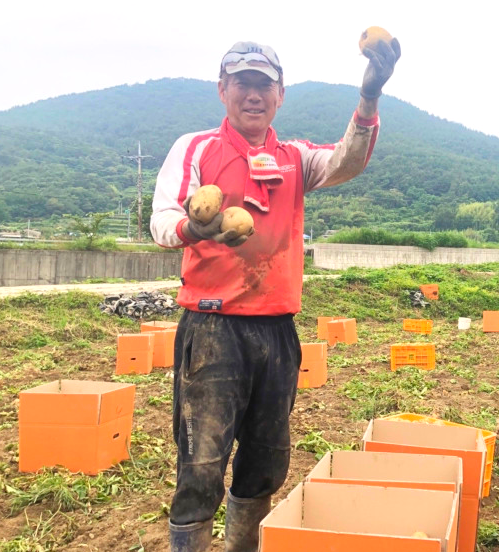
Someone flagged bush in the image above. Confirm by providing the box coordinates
[326,228,470,251]
[69,236,118,251]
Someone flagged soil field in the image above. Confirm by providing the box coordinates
[1,268,499,551]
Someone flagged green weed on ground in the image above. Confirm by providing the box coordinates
[338,367,437,421]
[295,431,357,461]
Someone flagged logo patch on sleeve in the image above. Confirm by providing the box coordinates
[198,299,223,311]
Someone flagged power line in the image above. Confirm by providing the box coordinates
[0,187,68,199]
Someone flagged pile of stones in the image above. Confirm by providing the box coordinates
[99,291,180,319]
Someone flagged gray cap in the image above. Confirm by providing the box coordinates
[220,41,282,81]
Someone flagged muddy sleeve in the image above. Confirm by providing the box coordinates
[150,134,202,248]
[290,111,379,193]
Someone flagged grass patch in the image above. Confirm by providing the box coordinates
[477,520,499,548]
[295,431,356,460]
[338,367,437,421]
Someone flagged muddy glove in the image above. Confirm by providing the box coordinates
[183,197,248,247]
[360,38,401,99]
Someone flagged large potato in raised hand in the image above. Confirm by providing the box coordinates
[220,206,254,237]
[189,184,223,224]
[359,26,393,55]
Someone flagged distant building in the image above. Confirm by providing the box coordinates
[0,229,41,239]
[24,229,42,239]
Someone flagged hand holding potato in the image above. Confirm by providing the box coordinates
[219,206,255,247]
[188,184,223,224]
[183,186,254,247]
[359,26,401,100]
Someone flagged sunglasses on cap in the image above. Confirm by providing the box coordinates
[220,49,282,82]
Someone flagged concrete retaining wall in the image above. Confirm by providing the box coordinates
[0,249,183,286]
[3,244,498,287]
[313,243,499,270]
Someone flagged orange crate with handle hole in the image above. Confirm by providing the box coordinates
[298,343,327,389]
[116,333,154,374]
[381,412,496,497]
[419,284,439,300]
[390,343,435,371]
[403,319,433,335]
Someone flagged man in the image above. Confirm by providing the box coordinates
[151,38,400,552]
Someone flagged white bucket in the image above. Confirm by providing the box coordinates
[458,317,471,330]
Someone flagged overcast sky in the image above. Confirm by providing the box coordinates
[1,0,498,139]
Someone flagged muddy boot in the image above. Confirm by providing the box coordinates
[169,519,213,552]
[224,490,271,552]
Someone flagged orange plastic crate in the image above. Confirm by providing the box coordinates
[382,412,496,497]
[402,319,433,335]
[419,284,439,300]
[483,463,493,496]
[483,311,499,333]
[390,343,435,371]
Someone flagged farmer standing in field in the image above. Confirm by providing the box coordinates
[151,36,400,552]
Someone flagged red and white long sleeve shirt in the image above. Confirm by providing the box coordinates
[150,111,379,316]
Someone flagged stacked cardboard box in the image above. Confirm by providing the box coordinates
[116,333,155,374]
[382,413,496,497]
[306,450,462,494]
[260,418,486,552]
[317,316,357,344]
[140,321,177,368]
[362,418,486,552]
[260,479,458,551]
[326,317,357,346]
[298,343,327,389]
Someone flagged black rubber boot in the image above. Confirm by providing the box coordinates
[224,490,272,552]
[169,519,213,552]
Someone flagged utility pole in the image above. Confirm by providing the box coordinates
[125,209,131,241]
[122,142,153,241]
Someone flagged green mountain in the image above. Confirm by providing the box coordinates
[0,78,498,238]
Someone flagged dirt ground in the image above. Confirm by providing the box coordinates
[1,282,498,551]
[0,280,182,299]
[0,342,365,551]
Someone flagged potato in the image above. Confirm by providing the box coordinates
[359,26,393,54]
[220,206,254,237]
[411,531,429,539]
[189,184,223,224]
